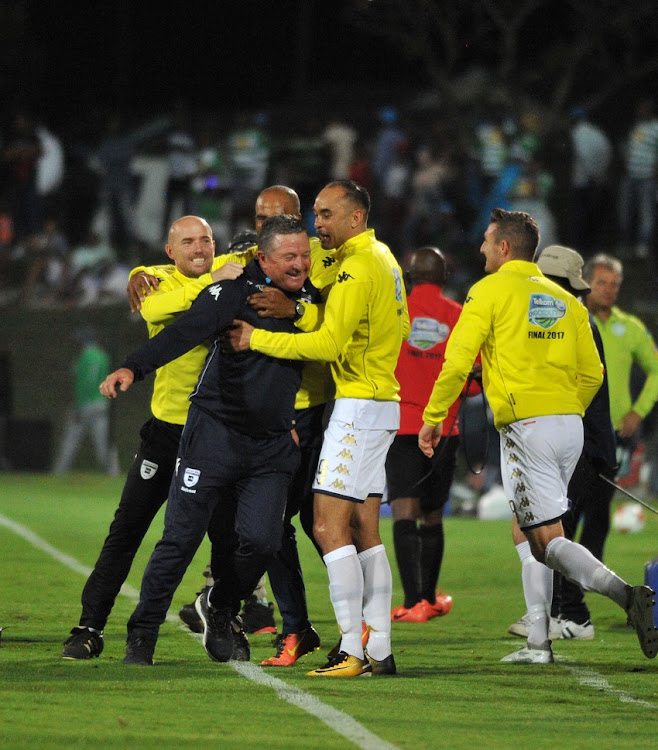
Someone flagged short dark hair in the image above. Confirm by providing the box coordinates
[490,208,539,260]
[405,246,447,288]
[258,214,306,255]
[325,179,371,217]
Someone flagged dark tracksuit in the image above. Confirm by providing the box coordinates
[79,416,182,630]
[122,259,318,637]
[553,316,618,622]
[77,233,263,632]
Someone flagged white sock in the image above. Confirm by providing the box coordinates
[324,545,364,658]
[516,541,552,645]
[545,536,629,609]
[358,544,392,660]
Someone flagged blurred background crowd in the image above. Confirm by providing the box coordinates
[1,95,657,309]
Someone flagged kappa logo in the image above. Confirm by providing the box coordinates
[332,463,351,476]
[515,482,527,493]
[336,271,354,283]
[183,467,200,488]
[340,433,357,446]
[140,459,158,480]
[505,438,516,449]
[207,284,223,300]
[511,468,523,478]
[507,452,519,463]
[330,479,346,490]
[336,448,354,460]
[322,256,337,268]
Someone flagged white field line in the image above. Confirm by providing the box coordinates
[0,511,399,750]
[559,660,658,709]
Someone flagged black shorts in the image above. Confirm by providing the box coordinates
[385,434,460,513]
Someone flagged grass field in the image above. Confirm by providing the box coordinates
[1,473,657,749]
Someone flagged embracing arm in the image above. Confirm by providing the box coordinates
[250,270,368,361]
[136,255,249,325]
[124,283,241,381]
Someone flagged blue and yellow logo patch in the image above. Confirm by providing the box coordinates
[528,293,566,330]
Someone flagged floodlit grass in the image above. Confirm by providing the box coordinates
[1,474,657,749]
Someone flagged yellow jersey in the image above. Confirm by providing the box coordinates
[423,260,603,429]
[251,229,409,402]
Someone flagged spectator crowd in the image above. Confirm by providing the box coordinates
[1,95,657,309]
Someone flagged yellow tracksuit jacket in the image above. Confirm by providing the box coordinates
[423,260,603,430]
[250,229,409,402]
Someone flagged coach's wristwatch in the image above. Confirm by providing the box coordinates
[294,301,306,319]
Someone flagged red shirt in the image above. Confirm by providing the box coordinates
[396,283,479,435]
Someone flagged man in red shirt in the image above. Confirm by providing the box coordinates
[386,246,479,622]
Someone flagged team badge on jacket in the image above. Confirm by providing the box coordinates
[140,460,158,480]
[408,317,450,351]
[183,468,200,488]
[528,294,566,330]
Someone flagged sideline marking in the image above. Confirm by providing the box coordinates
[561,662,657,710]
[232,662,398,750]
[0,511,400,750]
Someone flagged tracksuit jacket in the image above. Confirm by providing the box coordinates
[423,259,604,429]
[123,258,319,438]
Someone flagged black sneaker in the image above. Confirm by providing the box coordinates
[62,626,104,660]
[196,594,234,662]
[626,585,658,659]
[123,630,156,665]
[362,653,397,676]
[230,615,250,661]
[241,595,277,635]
[178,585,211,634]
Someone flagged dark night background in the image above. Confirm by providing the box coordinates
[13,1,426,129]
[10,0,637,131]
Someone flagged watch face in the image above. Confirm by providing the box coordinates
[296,302,305,317]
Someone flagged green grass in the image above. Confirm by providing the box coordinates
[1,474,657,749]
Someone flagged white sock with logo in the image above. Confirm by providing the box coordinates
[358,544,392,661]
[516,541,552,645]
[324,544,364,658]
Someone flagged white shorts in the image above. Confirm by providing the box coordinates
[499,414,583,529]
[313,399,399,503]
